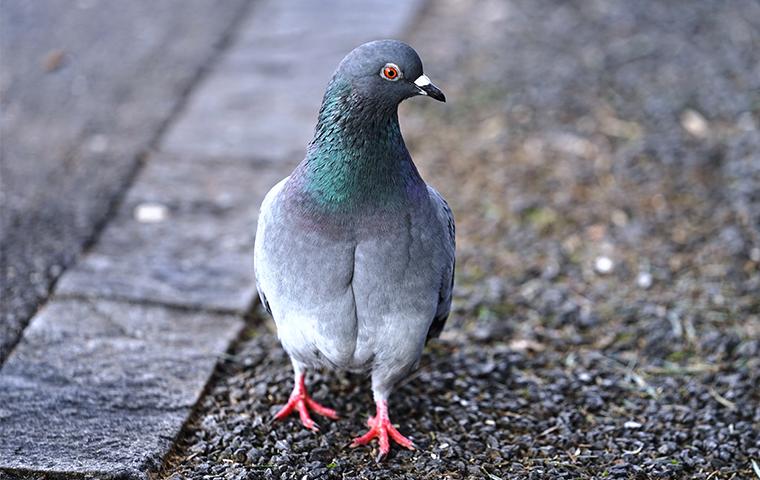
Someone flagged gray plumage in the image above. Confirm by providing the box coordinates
[254,40,454,405]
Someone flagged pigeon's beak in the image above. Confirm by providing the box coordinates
[414,74,446,102]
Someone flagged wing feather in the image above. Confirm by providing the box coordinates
[253,176,289,316]
[426,185,455,342]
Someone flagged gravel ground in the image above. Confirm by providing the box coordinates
[160,0,760,478]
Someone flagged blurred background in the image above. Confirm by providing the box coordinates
[1,0,759,478]
[409,0,760,354]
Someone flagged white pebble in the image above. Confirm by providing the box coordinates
[134,202,168,223]
[594,256,614,274]
[636,272,653,289]
[624,421,642,429]
[681,109,709,138]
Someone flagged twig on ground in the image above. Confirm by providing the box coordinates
[708,388,737,410]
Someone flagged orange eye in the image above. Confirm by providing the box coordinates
[382,64,400,81]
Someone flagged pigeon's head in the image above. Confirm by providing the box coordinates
[334,39,445,106]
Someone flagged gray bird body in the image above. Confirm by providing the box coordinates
[253,39,454,402]
[255,179,454,397]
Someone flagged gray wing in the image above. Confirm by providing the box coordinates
[426,185,455,342]
[254,177,289,316]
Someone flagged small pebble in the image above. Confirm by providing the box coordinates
[134,202,168,223]
[594,256,614,274]
[680,109,709,137]
[43,49,66,72]
[636,272,653,289]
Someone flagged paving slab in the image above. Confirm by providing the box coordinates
[160,0,423,161]
[0,0,250,363]
[56,154,285,313]
[0,298,243,479]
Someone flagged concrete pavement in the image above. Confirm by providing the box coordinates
[0,0,250,363]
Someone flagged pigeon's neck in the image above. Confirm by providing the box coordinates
[295,77,425,212]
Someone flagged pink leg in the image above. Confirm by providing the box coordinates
[273,372,338,431]
[350,399,415,460]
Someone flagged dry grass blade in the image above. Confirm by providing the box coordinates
[480,467,504,480]
[708,388,737,411]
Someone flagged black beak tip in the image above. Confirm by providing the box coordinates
[424,85,446,103]
[414,79,446,103]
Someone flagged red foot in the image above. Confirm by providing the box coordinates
[350,400,415,460]
[273,373,337,431]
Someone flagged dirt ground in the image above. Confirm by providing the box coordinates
[160,0,760,478]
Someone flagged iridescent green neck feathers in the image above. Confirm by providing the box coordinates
[296,77,423,211]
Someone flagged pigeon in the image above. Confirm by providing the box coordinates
[253,39,454,460]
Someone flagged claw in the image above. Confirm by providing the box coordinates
[351,400,415,460]
[273,373,337,431]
